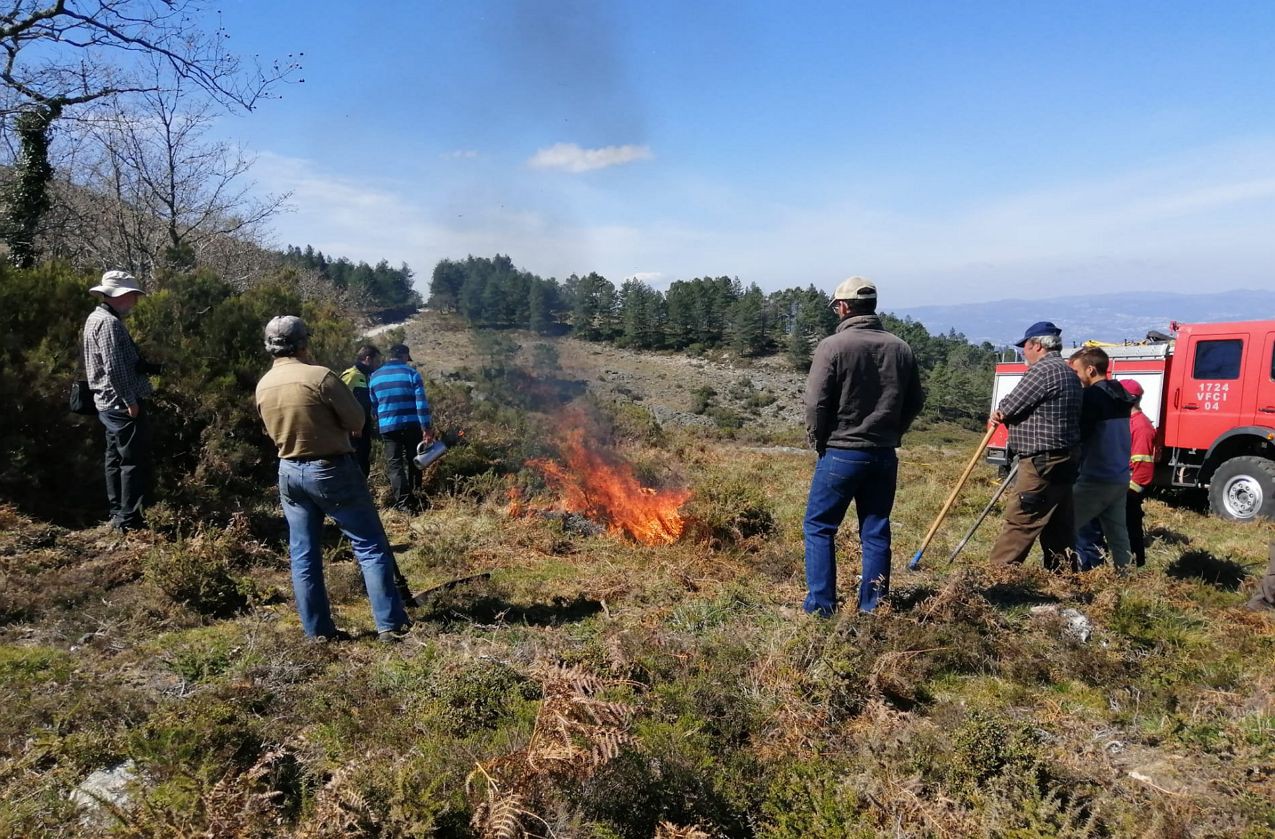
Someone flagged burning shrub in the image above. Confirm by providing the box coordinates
[522,420,692,546]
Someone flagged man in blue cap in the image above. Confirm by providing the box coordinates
[987,321,1083,569]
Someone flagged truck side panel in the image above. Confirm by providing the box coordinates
[1258,329,1275,421]
[1164,325,1253,451]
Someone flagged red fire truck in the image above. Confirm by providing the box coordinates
[986,319,1275,521]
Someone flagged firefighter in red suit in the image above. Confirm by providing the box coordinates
[1122,379,1156,567]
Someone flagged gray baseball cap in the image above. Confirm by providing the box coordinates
[264,315,309,354]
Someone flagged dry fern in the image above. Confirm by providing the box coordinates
[525,663,637,778]
[200,747,287,838]
[655,822,713,839]
[465,661,641,837]
[467,764,536,839]
[295,752,383,838]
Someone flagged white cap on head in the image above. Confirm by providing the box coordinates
[89,270,146,298]
[832,276,877,301]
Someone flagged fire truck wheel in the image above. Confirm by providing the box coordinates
[1208,456,1275,522]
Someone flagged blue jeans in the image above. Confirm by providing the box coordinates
[278,455,409,637]
[1076,519,1106,571]
[803,447,898,615]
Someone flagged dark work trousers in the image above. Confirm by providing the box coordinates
[382,427,422,510]
[352,432,373,477]
[1127,488,1146,567]
[98,407,152,529]
[989,450,1078,570]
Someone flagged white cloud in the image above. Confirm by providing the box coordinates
[527,142,653,173]
[442,149,479,159]
[250,138,1275,308]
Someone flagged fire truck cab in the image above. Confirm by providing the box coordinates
[986,319,1275,522]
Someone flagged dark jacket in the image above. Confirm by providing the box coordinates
[804,315,924,451]
[1078,378,1135,483]
[340,362,376,440]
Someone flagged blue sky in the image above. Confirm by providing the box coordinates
[210,1,1275,306]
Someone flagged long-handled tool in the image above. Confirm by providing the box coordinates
[908,422,999,571]
[945,460,1018,565]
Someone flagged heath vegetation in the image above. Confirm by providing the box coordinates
[0,266,1272,837]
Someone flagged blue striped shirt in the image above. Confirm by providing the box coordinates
[369,360,431,433]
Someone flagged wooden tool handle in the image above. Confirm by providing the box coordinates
[914,422,998,555]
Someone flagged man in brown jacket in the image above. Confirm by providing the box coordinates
[255,315,411,642]
[802,277,925,615]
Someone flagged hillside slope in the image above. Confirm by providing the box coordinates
[2,320,1273,837]
[400,311,811,433]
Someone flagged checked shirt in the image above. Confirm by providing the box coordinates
[998,352,1081,457]
[83,304,152,412]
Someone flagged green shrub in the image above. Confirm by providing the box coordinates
[421,657,540,735]
[0,264,106,522]
[690,386,716,415]
[0,264,361,524]
[758,759,873,839]
[0,644,73,685]
[686,472,776,545]
[143,528,261,617]
[161,627,251,683]
[946,710,1042,791]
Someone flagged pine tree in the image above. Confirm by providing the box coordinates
[664,281,698,349]
[430,260,466,311]
[528,278,556,334]
[619,279,655,348]
[729,283,768,356]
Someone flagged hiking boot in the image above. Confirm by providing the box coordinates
[377,624,413,644]
[312,629,354,643]
[110,520,147,536]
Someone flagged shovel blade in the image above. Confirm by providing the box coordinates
[907,549,924,571]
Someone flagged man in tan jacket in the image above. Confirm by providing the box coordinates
[255,316,410,642]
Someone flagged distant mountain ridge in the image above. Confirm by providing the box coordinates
[895,289,1275,347]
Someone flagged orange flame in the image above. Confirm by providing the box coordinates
[525,428,691,545]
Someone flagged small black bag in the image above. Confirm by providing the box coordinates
[69,380,97,415]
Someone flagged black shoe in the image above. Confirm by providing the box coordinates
[112,517,148,534]
[312,629,354,643]
[377,624,413,643]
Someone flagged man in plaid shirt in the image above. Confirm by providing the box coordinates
[83,271,159,533]
[987,321,1082,569]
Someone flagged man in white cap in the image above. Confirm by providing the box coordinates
[802,276,924,615]
[255,315,412,642]
[82,270,159,533]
